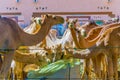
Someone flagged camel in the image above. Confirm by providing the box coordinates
[0,14,64,79]
[68,20,103,79]
[9,20,42,80]
[68,19,120,79]
[68,25,120,80]
[75,21,107,79]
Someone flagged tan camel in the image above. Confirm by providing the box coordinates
[0,14,64,79]
[69,25,120,80]
[68,19,120,79]
[68,20,103,80]
[76,22,106,79]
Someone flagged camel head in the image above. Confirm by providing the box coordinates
[66,19,78,28]
[43,46,55,62]
[43,44,62,62]
[35,50,52,66]
[42,14,64,26]
[43,44,73,62]
[67,19,86,35]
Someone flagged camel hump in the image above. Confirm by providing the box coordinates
[0,17,22,41]
[86,27,102,41]
[0,17,15,23]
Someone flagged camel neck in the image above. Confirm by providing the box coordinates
[20,23,52,46]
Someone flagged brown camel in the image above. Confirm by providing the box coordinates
[68,25,120,80]
[68,20,103,79]
[0,14,64,79]
[68,19,120,79]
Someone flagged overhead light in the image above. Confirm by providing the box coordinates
[16,0,20,3]
[107,0,112,2]
[34,0,38,3]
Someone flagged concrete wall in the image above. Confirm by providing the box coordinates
[0,0,119,25]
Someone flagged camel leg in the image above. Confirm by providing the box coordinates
[96,55,102,79]
[101,54,107,80]
[81,59,91,80]
[96,53,107,80]
[92,57,100,79]
[0,51,14,80]
[81,60,86,80]
[85,59,92,80]
[106,53,114,80]
[112,53,118,80]
[14,61,25,80]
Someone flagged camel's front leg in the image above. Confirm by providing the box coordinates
[0,51,14,80]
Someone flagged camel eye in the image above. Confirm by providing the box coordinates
[73,21,76,24]
[46,53,48,55]
[51,15,56,19]
[53,16,57,19]
[67,22,69,24]
[46,14,49,18]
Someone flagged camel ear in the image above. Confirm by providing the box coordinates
[41,15,45,18]
[52,15,56,19]
[40,15,46,23]
[73,19,78,24]
[66,18,69,23]
[46,14,52,17]
[44,46,48,50]
[75,18,78,22]
[46,14,48,17]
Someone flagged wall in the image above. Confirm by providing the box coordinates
[0,0,119,25]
